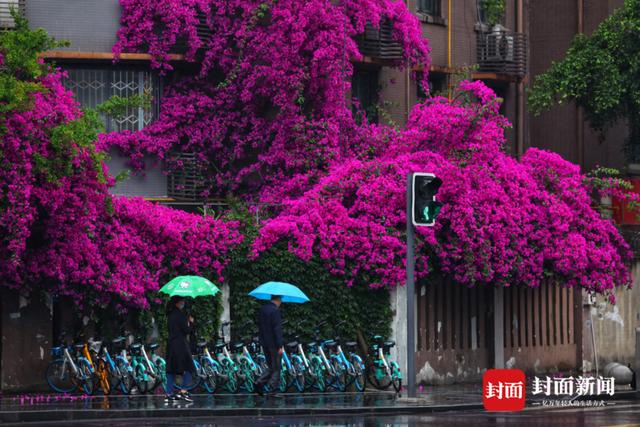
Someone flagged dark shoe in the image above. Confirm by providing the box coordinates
[177,391,194,403]
[164,394,178,403]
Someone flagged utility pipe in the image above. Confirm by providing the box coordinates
[516,0,525,157]
[447,0,452,99]
[577,0,584,168]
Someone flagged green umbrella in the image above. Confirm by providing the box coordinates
[159,275,220,298]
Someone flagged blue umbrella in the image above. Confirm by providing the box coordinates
[248,281,310,304]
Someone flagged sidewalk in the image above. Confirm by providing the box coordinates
[0,384,636,423]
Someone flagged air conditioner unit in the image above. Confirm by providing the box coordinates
[0,0,20,29]
[483,32,514,62]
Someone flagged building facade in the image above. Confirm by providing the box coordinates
[0,0,638,390]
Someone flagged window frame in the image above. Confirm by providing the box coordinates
[417,0,442,17]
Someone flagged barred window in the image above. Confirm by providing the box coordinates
[62,67,160,132]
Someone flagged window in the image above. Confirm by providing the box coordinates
[416,72,446,100]
[0,0,24,29]
[417,0,441,17]
[62,67,160,132]
[62,66,165,198]
[352,69,380,124]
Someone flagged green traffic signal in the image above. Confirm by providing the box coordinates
[412,173,443,226]
[422,201,443,222]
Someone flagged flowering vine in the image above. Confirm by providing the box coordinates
[0,16,242,309]
[254,83,633,301]
[104,0,430,198]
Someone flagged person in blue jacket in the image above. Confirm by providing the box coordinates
[255,294,284,396]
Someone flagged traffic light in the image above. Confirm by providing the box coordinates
[411,173,443,227]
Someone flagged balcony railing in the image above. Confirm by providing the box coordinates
[0,0,25,29]
[166,152,208,201]
[356,19,403,61]
[171,11,211,54]
[476,30,527,77]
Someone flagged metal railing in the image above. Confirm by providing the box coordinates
[356,18,403,61]
[166,152,208,201]
[0,0,25,29]
[476,30,527,77]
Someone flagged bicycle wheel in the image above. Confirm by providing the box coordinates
[221,358,238,393]
[390,362,402,393]
[309,356,325,392]
[46,359,77,393]
[133,362,150,394]
[183,358,202,391]
[202,358,219,394]
[77,358,95,395]
[291,355,306,393]
[329,357,346,392]
[367,361,392,390]
[153,357,167,393]
[350,355,365,392]
[116,358,133,394]
[238,357,256,393]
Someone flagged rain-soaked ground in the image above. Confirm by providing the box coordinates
[0,385,636,425]
[2,399,640,426]
[0,389,477,413]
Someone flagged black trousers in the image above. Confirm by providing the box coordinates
[257,347,281,391]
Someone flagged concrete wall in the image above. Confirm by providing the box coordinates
[26,0,121,52]
[582,263,640,373]
[106,149,168,198]
[0,290,52,392]
[528,0,627,170]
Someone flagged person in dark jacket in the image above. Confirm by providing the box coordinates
[165,296,195,402]
[255,295,284,396]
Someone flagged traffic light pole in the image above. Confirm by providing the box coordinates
[406,173,416,398]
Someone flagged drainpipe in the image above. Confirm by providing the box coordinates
[447,0,452,99]
[516,0,525,157]
[576,0,584,168]
[406,0,411,123]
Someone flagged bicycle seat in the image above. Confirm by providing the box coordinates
[112,337,125,345]
[322,339,336,347]
[372,335,383,341]
[306,341,317,348]
[196,340,208,349]
[130,343,141,351]
[345,341,358,348]
[148,343,159,350]
[214,342,226,350]
[233,342,244,350]
[286,342,298,350]
[384,340,396,348]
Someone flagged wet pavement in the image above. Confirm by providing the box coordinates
[0,389,480,423]
[2,399,639,426]
[0,385,636,424]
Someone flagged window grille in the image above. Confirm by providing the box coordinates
[62,67,160,132]
[0,0,24,29]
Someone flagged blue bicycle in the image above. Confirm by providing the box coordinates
[45,333,94,395]
[332,321,365,392]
